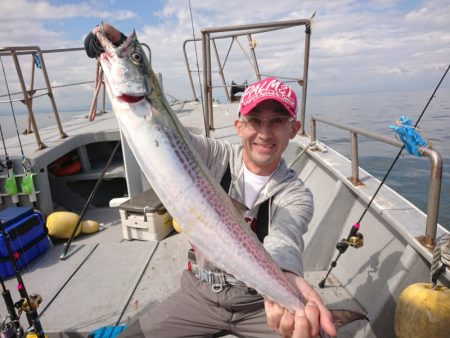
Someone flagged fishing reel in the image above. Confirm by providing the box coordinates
[15,294,42,313]
[0,320,19,338]
[1,159,13,171]
[0,313,23,338]
[21,157,33,173]
[336,232,364,254]
[341,232,364,249]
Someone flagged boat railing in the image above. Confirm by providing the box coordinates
[311,114,442,247]
[0,46,99,151]
[183,18,312,137]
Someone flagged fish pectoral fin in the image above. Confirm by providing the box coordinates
[330,309,369,328]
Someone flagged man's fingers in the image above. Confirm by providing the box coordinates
[293,307,311,338]
[305,301,320,337]
[265,300,284,331]
[279,311,295,338]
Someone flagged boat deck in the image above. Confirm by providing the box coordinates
[0,102,369,336]
[0,221,366,336]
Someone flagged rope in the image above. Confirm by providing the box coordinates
[430,233,450,287]
[389,116,429,157]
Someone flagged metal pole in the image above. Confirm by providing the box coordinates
[10,50,46,150]
[101,79,106,114]
[201,31,210,137]
[300,20,311,136]
[206,34,214,131]
[350,132,361,184]
[420,147,443,246]
[247,33,261,81]
[26,52,36,134]
[36,48,67,139]
[201,19,309,34]
[310,117,316,142]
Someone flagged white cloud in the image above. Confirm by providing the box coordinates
[0,0,135,20]
[1,0,449,114]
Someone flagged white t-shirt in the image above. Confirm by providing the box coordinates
[243,164,273,209]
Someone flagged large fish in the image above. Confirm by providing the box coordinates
[94,30,367,328]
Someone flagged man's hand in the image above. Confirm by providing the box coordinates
[264,272,336,338]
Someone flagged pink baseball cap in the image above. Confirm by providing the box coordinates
[238,77,297,118]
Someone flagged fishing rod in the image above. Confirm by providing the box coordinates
[0,220,45,337]
[187,0,207,135]
[60,140,121,260]
[319,64,450,288]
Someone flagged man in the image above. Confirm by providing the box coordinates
[125,78,335,338]
[85,27,335,338]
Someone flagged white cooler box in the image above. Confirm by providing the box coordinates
[119,189,173,241]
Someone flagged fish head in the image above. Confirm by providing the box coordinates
[96,30,149,104]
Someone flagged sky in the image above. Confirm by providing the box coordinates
[0,0,449,115]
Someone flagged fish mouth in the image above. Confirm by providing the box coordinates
[117,94,146,104]
[97,29,136,56]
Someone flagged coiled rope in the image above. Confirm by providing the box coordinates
[430,233,450,288]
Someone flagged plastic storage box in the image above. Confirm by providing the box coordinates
[119,189,173,241]
[0,207,50,278]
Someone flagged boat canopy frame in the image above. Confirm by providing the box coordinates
[183,18,312,137]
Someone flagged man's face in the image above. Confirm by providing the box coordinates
[235,100,301,176]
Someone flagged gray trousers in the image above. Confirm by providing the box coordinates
[121,270,279,338]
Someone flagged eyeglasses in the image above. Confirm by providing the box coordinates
[239,116,294,130]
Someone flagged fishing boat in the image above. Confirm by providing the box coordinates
[0,18,448,337]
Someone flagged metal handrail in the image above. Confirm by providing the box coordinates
[0,80,94,100]
[311,114,442,245]
[0,46,80,149]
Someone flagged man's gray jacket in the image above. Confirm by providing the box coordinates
[189,133,313,277]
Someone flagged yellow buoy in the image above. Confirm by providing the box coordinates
[394,282,450,338]
[46,211,81,239]
[46,211,99,239]
[26,334,48,338]
[81,220,99,234]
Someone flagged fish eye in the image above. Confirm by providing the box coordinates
[131,52,142,64]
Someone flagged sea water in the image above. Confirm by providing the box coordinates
[0,88,449,230]
[306,87,450,231]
